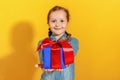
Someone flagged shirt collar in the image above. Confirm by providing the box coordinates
[49,33,67,41]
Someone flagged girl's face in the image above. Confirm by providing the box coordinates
[48,10,68,36]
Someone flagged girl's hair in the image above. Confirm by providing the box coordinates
[47,5,70,24]
[47,5,71,40]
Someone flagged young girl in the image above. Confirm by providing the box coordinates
[36,5,79,80]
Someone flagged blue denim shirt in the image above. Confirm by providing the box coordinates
[38,33,79,80]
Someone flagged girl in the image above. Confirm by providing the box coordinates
[37,5,79,80]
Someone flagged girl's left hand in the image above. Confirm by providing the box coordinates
[55,69,63,71]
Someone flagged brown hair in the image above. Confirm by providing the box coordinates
[47,5,71,39]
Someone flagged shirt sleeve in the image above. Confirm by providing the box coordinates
[70,37,79,56]
[38,40,43,64]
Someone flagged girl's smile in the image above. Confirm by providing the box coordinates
[54,27,63,30]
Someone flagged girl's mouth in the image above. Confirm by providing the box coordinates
[54,28,62,30]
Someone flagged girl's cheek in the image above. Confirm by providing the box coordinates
[50,24,54,28]
[49,23,54,27]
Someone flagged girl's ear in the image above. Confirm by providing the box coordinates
[66,23,69,28]
[47,23,50,28]
[47,21,49,24]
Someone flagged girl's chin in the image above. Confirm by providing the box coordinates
[53,32,64,36]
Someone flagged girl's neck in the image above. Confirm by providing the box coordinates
[53,33,65,41]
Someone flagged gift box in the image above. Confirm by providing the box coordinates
[42,46,66,69]
[37,38,74,69]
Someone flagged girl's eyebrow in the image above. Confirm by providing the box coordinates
[50,18,65,20]
[50,18,56,20]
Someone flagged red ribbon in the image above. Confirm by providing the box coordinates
[37,38,74,69]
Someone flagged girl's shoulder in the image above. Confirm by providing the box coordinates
[69,37,79,43]
[38,40,42,46]
[37,37,49,46]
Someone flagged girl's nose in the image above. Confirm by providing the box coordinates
[55,22,60,27]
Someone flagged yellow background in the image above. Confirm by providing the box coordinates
[0,0,120,80]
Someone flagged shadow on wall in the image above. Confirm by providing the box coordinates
[0,21,37,80]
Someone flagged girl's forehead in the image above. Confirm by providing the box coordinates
[49,10,67,18]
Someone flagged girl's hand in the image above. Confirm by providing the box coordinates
[43,69,54,72]
[43,69,63,72]
[55,69,63,71]
[55,65,69,71]
[34,64,43,68]
[34,64,39,68]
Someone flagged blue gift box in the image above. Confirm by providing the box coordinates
[42,46,66,69]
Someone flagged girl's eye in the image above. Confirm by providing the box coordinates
[60,20,64,22]
[51,20,56,23]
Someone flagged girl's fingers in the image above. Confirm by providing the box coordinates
[34,64,39,68]
[43,69,47,71]
[66,65,69,67]
[56,69,63,71]
[43,69,63,72]
[43,69,54,72]
[48,69,54,71]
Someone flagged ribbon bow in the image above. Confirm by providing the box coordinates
[37,38,74,69]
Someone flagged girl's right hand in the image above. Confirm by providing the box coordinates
[43,69,54,72]
[43,69,63,72]
[55,69,63,71]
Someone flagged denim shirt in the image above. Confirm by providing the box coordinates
[38,33,79,80]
